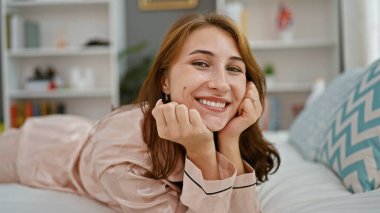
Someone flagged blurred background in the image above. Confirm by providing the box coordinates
[0,0,379,131]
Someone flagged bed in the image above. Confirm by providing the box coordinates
[1,131,378,213]
[258,59,380,213]
[260,131,380,213]
[0,183,116,213]
[1,59,380,212]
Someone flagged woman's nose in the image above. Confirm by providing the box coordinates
[207,68,229,93]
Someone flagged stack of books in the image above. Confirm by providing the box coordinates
[10,101,66,128]
[7,13,40,49]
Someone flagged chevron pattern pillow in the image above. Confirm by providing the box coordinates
[288,69,364,160]
[317,59,380,193]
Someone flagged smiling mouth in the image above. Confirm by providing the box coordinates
[196,98,228,109]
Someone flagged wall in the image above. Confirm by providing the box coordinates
[125,0,215,69]
[342,0,366,70]
[0,1,3,124]
[342,0,380,70]
[364,0,380,65]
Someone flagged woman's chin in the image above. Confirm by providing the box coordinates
[204,120,227,132]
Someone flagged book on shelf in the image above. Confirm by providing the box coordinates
[261,95,282,131]
[7,13,41,50]
[24,20,41,48]
[10,103,18,128]
[9,13,24,49]
[6,14,12,49]
[10,101,66,128]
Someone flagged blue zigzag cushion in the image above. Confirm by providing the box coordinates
[317,59,380,193]
[288,69,364,160]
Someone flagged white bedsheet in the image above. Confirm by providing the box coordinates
[260,131,380,213]
[0,184,116,213]
[1,131,379,213]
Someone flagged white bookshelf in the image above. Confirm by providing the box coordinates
[8,46,111,57]
[217,0,341,129]
[250,39,336,50]
[1,0,127,128]
[5,0,110,7]
[267,82,312,93]
[9,88,111,99]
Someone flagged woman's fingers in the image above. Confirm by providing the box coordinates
[152,99,169,138]
[246,81,262,116]
[153,100,201,141]
[189,108,204,127]
[153,100,213,151]
[176,104,191,127]
[152,99,167,126]
[163,102,179,129]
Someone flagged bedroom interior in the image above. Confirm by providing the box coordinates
[0,0,379,212]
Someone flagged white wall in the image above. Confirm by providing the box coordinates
[364,0,380,65]
[342,0,380,70]
[0,1,3,123]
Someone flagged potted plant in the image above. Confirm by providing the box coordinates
[263,63,275,87]
[119,41,153,105]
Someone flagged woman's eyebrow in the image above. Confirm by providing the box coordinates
[189,49,243,62]
[189,49,214,56]
[230,56,243,62]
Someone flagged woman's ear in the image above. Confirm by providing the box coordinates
[161,76,170,94]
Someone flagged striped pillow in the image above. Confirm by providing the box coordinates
[288,70,363,160]
[317,59,380,193]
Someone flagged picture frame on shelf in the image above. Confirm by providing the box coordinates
[138,0,198,11]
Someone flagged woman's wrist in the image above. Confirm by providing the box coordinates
[217,137,246,175]
[186,143,220,180]
[186,141,216,166]
[218,137,240,158]
[185,138,215,157]
[218,135,240,149]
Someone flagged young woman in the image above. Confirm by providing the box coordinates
[0,13,280,212]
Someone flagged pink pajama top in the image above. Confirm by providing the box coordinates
[15,105,262,212]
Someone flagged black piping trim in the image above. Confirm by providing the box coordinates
[233,182,257,189]
[184,170,232,195]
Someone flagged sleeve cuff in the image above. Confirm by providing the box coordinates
[233,161,257,189]
[183,152,236,196]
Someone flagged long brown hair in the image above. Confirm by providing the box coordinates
[137,13,280,183]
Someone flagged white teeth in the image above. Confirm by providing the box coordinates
[198,99,226,109]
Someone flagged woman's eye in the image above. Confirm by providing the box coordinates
[192,61,209,68]
[227,66,243,73]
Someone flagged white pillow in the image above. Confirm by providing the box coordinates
[304,78,326,107]
[288,69,364,160]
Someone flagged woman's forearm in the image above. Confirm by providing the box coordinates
[187,147,220,180]
[218,138,245,175]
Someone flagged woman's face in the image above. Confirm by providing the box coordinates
[162,25,247,131]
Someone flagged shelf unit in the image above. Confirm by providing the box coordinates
[266,82,312,93]
[8,46,111,57]
[217,0,341,129]
[8,88,111,99]
[1,0,126,128]
[0,1,2,130]
[250,39,336,50]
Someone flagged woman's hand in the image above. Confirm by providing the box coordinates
[152,99,219,179]
[152,99,214,153]
[217,82,262,174]
[218,81,262,142]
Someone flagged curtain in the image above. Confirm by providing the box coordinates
[342,0,380,69]
[364,0,380,65]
